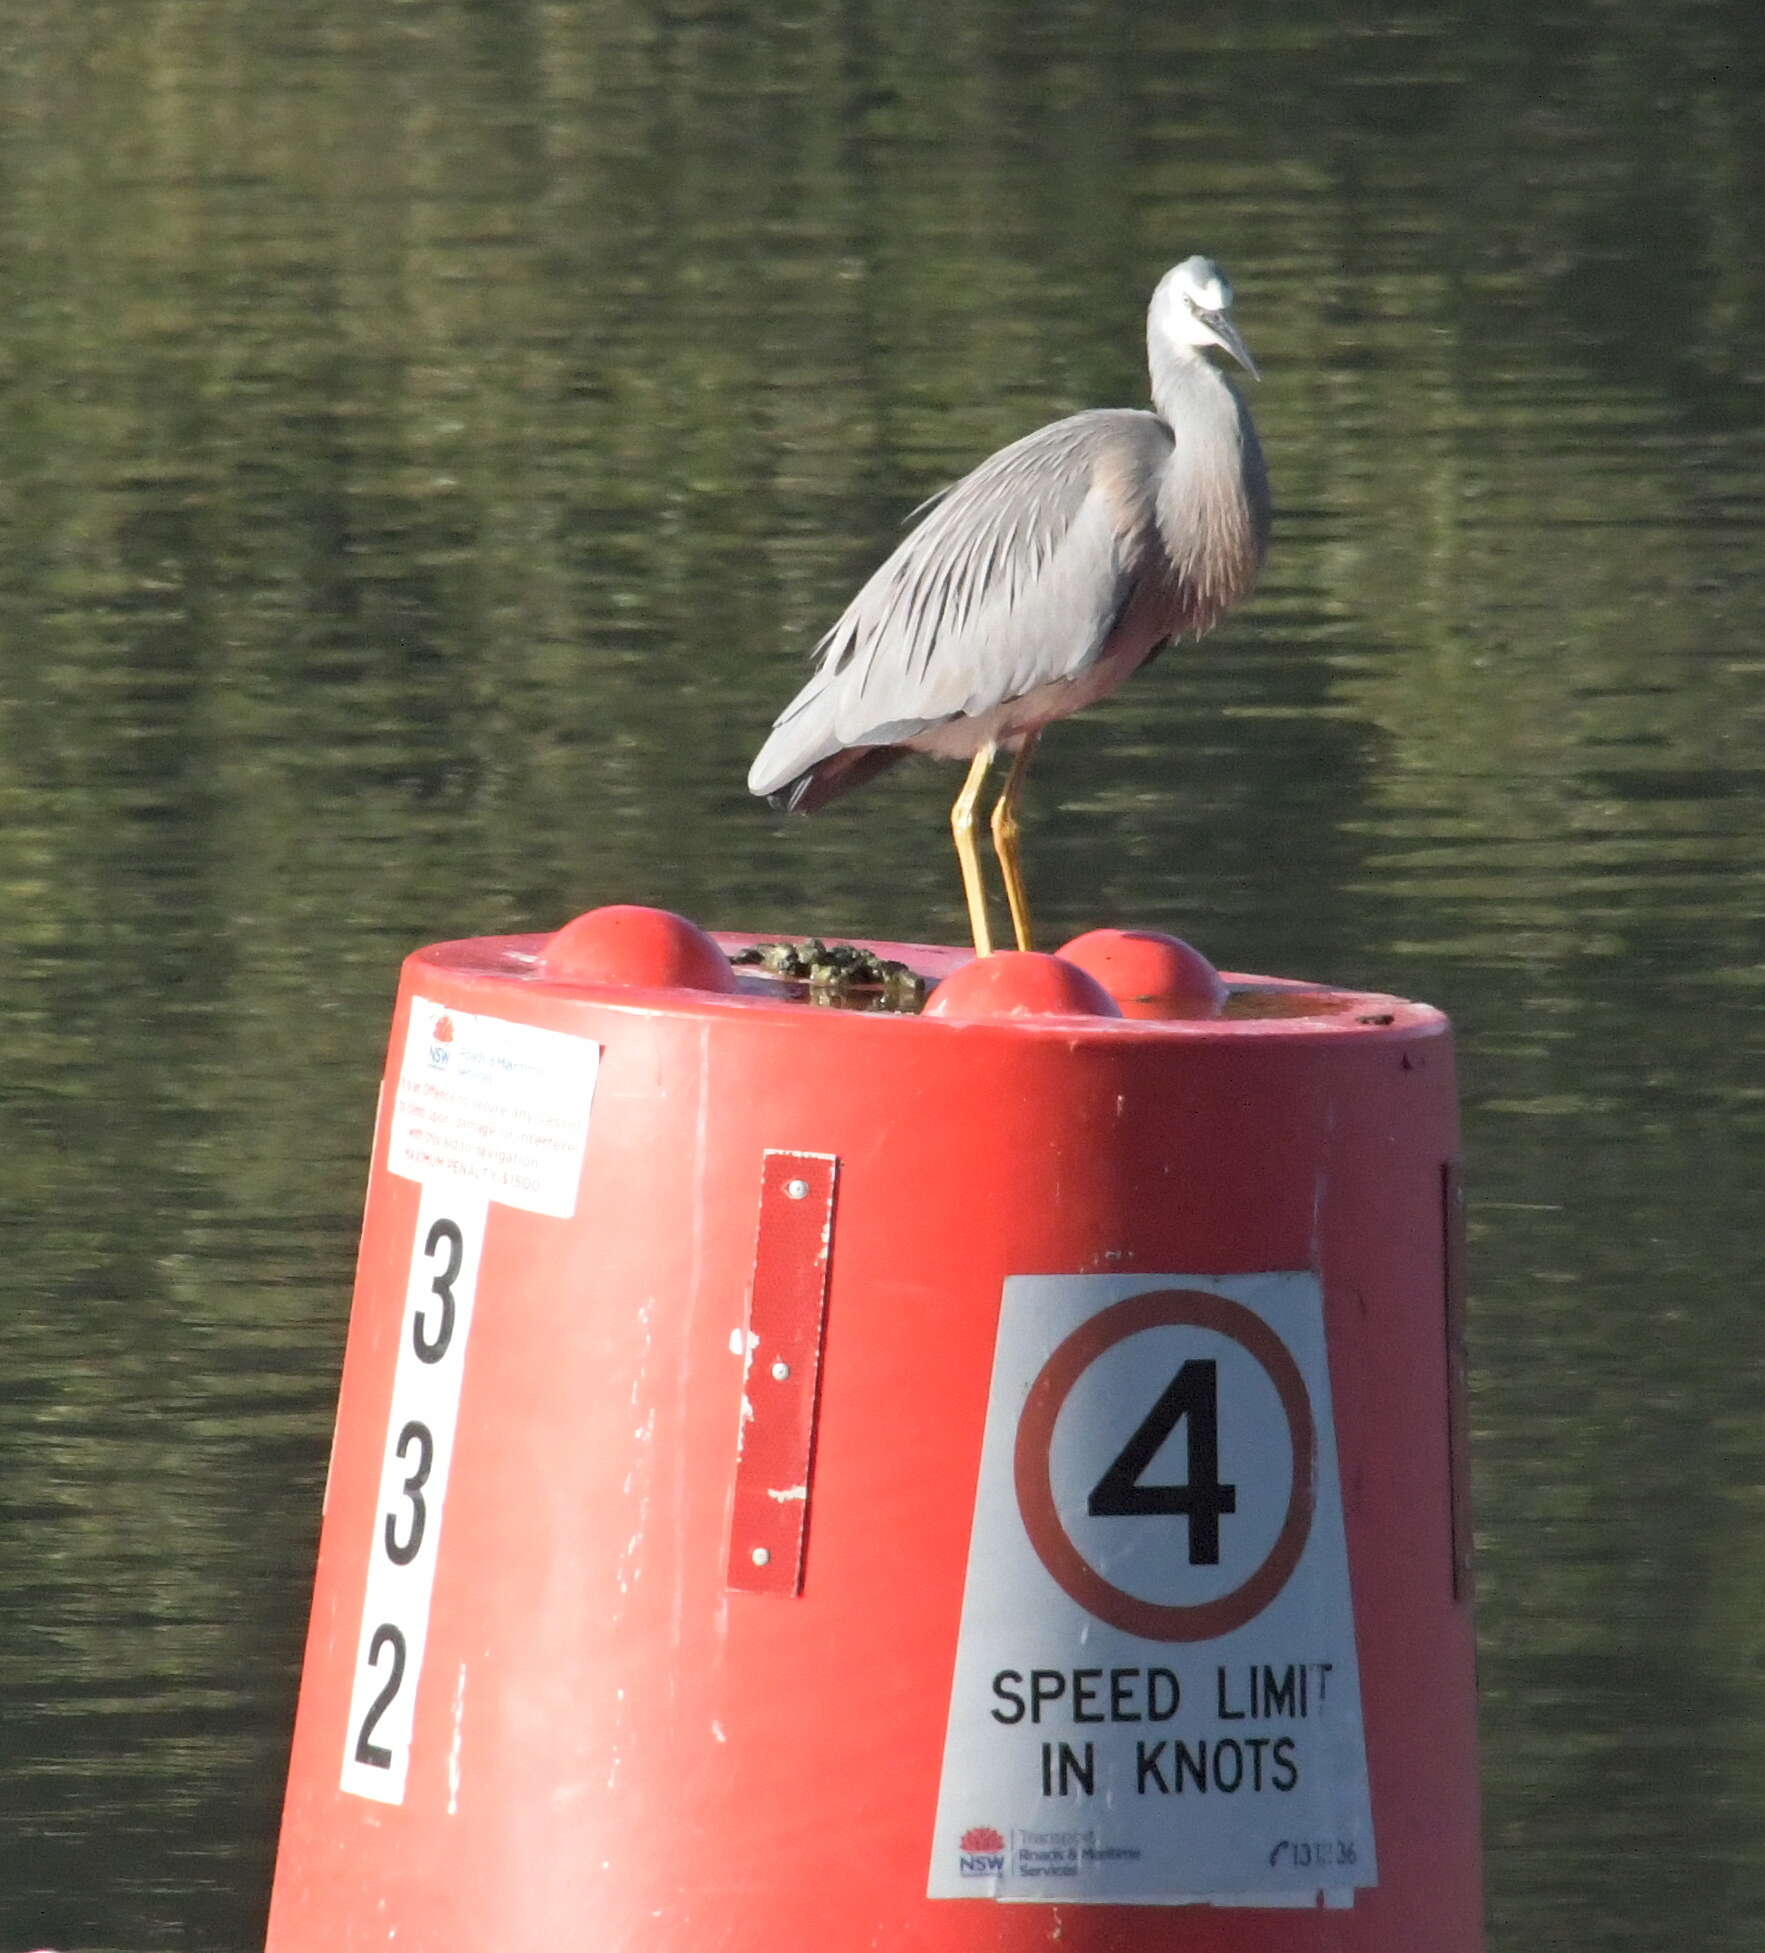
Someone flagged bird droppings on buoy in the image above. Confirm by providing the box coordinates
[728,938,927,1009]
[1057,927,1227,1020]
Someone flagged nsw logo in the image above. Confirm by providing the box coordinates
[428,1013,456,1069]
[957,1826,1006,1878]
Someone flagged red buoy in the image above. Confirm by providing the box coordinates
[266,909,1480,1952]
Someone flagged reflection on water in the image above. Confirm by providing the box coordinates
[0,0,1761,1947]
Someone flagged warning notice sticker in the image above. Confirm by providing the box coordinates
[929,1272,1376,1908]
[386,996,600,1218]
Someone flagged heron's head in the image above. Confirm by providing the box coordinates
[1151,256,1259,379]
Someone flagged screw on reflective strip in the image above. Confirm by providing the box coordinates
[785,1178,809,1200]
[771,1360,792,1381]
[751,1547,771,1567]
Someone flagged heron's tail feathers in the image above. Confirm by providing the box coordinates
[749,657,927,811]
[763,744,906,813]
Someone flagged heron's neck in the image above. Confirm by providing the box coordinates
[1146,336,1265,613]
[1147,335,1236,433]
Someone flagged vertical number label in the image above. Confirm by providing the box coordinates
[340,1183,487,1803]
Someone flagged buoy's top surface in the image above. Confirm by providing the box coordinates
[413,910,1445,1042]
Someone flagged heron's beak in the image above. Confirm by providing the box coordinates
[1200,310,1260,381]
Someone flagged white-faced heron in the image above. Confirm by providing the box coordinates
[748,255,1270,957]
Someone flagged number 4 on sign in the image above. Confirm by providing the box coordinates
[1088,1360,1238,1565]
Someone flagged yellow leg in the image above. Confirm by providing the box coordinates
[951,744,996,958]
[990,732,1040,952]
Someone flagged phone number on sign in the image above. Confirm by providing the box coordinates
[1267,1838,1358,1870]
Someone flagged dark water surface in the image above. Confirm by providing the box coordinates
[1,2,1762,1947]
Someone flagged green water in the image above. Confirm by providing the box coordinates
[0,1,1762,1947]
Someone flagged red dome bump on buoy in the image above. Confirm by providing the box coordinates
[540,905,738,993]
[1057,927,1226,1020]
[923,950,1122,1022]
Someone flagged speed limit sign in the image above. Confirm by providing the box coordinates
[929,1272,1376,1908]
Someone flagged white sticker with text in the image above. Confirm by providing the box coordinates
[386,995,599,1217]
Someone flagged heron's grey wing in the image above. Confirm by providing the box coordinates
[748,409,1172,798]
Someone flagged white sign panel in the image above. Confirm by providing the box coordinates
[930,1273,1375,1908]
[387,995,600,1218]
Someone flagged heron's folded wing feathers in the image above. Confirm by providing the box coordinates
[748,410,1171,796]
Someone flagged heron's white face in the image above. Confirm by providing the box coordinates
[1150,256,1258,376]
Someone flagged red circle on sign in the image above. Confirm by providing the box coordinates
[1013,1288,1316,1641]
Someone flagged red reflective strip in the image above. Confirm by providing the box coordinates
[727,1151,839,1596]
